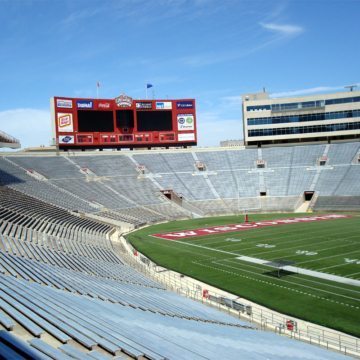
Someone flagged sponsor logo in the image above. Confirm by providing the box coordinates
[178,133,195,142]
[177,114,194,131]
[77,134,93,143]
[58,115,71,127]
[136,102,152,109]
[152,214,350,240]
[58,135,74,144]
[176,101,193,109]
[98,102,111,109]
[77,100,93,109]
[56,99,72,108]
[115,94,133,107]
[57,113,73,132]
[156,101,172,110]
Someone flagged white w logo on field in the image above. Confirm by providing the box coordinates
[296,250,318,256]
[344,258,360,264]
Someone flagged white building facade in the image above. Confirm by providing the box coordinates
[242,90,360,146]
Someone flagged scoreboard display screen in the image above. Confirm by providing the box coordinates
[136,111,173,131]
[51,95,197,149]
[78,110,114,132]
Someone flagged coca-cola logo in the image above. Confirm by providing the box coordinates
[98,102,111,109]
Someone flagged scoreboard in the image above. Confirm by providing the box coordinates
[51,94,197,150]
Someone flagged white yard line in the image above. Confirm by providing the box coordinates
[252,240,359,259]
[346,271,360,278]
[158,237,360,287]
[192,259,359,309]
[221,258,360,295]
[317,262,357,272]
[234,256,360,287]
[212,260,360,303]
[212,260,360,300]
[206,227,358,254]
[297,249,360,265]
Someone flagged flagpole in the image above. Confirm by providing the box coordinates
[145,84,148,100]
[96,81,100,99]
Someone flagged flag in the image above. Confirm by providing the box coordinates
[97,81,101,88]
[146,83,153,89]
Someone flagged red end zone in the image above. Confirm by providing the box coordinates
[151,214,350,240]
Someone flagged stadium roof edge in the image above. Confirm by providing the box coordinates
[0,142,21,149]
[0,130,21,149]
[243,89,360,102]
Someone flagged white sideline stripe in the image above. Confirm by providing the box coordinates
[200,259,360,307]
[192,259,359,308]
[235,256,360,287]
[220,258,360,295]
[155,236,360,287]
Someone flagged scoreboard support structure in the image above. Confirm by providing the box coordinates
[51,94,197,150]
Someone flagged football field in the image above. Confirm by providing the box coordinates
[127,212,360,337]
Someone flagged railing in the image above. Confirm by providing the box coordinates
[120,236,360,358]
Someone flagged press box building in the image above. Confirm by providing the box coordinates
[242,90,360,146]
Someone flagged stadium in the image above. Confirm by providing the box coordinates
[0,88,359,359]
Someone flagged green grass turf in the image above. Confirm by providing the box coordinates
[126,212,360,337]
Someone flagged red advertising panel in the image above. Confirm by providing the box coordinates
[151,214,350,240]
[52,94,197,150]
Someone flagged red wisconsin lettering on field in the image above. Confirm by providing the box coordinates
[151,214,350,240]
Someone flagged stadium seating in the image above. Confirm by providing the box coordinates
[134,152,196,173]
[195,148,258,170]
[0,141,359,220]
[0,141,358,358]
[71,154,138,176]
[334,166,360,195]
[9,156,85,179]
[0,187,111,238]
[326,142,360,165]
[1,269,343,359]
[314,196,360,210]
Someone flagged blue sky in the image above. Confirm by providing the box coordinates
[0,0,359,149]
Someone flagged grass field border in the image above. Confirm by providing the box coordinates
[126,212,360,337]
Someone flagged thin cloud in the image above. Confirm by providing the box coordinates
[61,8,104,26]
[260,22,304,36]
[221,95,242,106]
[180,35,285,67]
[220,83,360,103]
[271,83,360,98]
